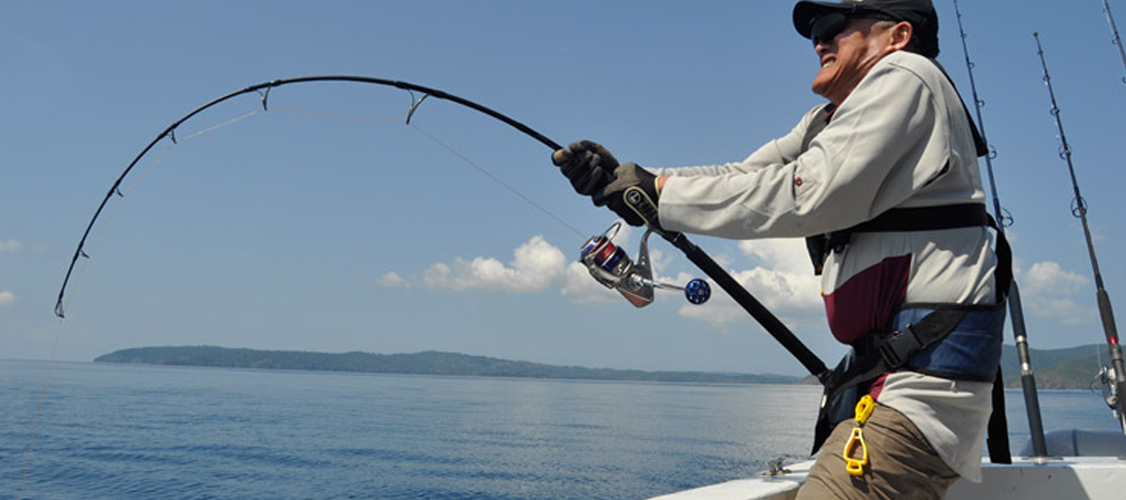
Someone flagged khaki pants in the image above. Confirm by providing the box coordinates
[796,403,960,499]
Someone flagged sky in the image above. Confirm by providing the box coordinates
[3,1,1125,377]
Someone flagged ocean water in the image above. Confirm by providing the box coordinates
[1,360,1120,500]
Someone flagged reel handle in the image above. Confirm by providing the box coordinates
[685,278,711,304]
[632,276,711,305]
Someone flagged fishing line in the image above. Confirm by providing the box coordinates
[17,319,65,500]
[409,123,585,237]
[21,108,286,499]
[120,113,240,197]
[174,109,261,143]
[208,101,586,235]
[58,107,271,315]
[53,77,551,319]
[262,104,586,236]
[269,106,404,123]
[54,89,586,323]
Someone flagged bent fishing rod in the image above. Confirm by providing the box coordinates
[1034,34,1126,428]
[54,75,831,382]
[953,0,1048,457]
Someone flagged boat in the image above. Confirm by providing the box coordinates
[646,451,1126,500]
[645,372,1126,500]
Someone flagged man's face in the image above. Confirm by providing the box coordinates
[811,16,898,105]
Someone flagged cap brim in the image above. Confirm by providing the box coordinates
[793,1,855,38]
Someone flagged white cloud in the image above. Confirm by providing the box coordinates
[738,238,817,276]
[1019,261,1090,323]
[677,239,824,328]
[420,235,568,293]
[0,291,15,306]
[1023,261,1088,295]
[0,240,22,253]
[377,272,409,288]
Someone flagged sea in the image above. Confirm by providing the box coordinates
[1,359,1121,500]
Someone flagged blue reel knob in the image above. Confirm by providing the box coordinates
[684,279,711,305]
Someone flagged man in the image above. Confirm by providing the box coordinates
[553,1,1009,498]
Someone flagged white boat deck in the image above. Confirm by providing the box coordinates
[646,455,1126,500]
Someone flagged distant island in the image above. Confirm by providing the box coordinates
[1000,343,1113,390]
[94,346,799,385]
[94,344,1116,389]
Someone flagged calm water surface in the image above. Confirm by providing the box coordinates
[1,360,1119,500]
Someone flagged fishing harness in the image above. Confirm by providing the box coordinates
[805,62,1014,465]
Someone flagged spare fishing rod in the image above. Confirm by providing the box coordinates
[952,0,1048,457]
[1034,33,1126,431]
[54,75,830,382]
[1101,0,1126,83]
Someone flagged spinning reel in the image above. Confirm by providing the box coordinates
[579,222,711,308]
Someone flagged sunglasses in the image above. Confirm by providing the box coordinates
[810,12,850,47]
[810,12,898,47]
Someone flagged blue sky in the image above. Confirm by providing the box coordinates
[3,1,1125,376]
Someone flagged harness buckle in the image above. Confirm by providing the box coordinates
[878,324,924,369]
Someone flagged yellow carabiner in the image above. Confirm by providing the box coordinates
[843,427,868,476]
[854,395,875,425]
[843,395,875,476]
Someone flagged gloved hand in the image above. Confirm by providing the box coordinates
[552,140,619,196]
[594,162,661,228]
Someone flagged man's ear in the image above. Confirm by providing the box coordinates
[889,21,913,51]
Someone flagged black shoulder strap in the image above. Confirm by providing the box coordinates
[987,367,1013,463]
[800,104,836,152]
[807,203,986,275]
[844,203,990,233]
[808,203,1000,277]
[932,59,989,158]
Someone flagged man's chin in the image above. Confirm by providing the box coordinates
[811,80,833,101]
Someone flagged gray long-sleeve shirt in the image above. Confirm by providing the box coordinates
[652,50,998,481]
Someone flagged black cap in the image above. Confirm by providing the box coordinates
[793,0,939,58]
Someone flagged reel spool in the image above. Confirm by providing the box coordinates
[579,223,711,308]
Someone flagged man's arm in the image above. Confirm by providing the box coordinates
[657,58,948,239]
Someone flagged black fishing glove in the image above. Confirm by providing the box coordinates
[552,140,619,196]
[594,162,661,229]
